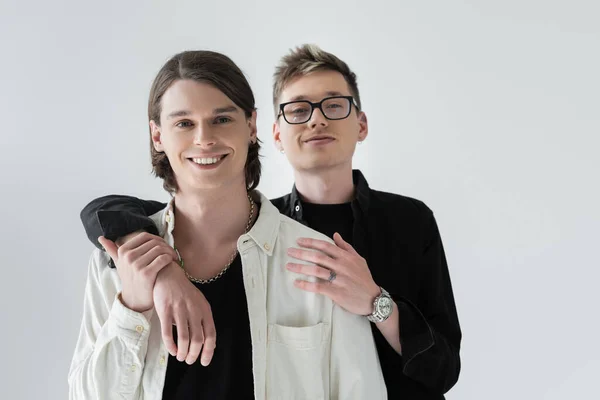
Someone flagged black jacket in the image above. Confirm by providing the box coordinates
[80,170,462,399]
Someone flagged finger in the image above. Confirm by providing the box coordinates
[174,311,190,362]
[296,237,346,259]
[124,237,176,269]
[200,309,217,367]
[98,236,118,261]
[185,316,205,365]
[286,262,332,280]
[123,232,178,263]
[168,245,179,261]
[117,231,156,252]
[293,279,332,296]
[287,247,335,270]
[146,239,179,261]
[185,302,206,365]
[147,239,179,261]
[119,236,157,264]
[115,231,144,247]
[144,254,174,281]
[136,245,175,271]
[333,232,360,256]
[119,232,175,260]
[159,309,177,357]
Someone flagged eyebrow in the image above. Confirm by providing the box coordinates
[166,110,191,120]
[288,91,345,102]
[166,106,239,120]
[213,106,239,114]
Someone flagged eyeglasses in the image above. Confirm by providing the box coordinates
[278,96,358,125]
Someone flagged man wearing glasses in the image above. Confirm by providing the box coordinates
[80,44,462,399]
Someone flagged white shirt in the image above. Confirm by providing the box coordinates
[68,191,387,400]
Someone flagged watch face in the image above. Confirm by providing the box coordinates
[377,297,393,317]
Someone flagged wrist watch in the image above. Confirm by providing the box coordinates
[367,287,394,323]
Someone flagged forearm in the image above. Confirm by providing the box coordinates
[396,299,461,393]
[69,294,152,400]
[70,252,154,399]
[80,195,164,250]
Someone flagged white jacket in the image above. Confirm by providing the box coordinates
[68,191,387,400]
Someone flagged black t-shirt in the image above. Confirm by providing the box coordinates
[301,200,354,246]
[161,255,254,400]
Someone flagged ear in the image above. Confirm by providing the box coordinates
[150,120,164,152]
[272,119,284,152]
[248,110,257,143]
[357,111,369,142]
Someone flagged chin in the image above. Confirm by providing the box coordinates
[191,172,247,190]
[298,159,340,172]
[180,181,221,192]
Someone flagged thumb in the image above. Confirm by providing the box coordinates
[98,236,119,261]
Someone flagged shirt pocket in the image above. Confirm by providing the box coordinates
[267,322,329,400]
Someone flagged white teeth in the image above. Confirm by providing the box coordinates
[191,156,222,165]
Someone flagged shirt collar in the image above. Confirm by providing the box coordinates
[155,190,280,256]
[239,190,279,256]
[288,169,371,220]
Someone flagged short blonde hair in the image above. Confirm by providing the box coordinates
[272,44,362,116]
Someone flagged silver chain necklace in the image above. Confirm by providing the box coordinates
[174,193,255,284]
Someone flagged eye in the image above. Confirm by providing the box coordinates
[291,107,310,114]
[175,120,194,128]
[214,116,232,124]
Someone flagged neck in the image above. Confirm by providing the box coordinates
[294,165,355,204]
[172,184,253,250]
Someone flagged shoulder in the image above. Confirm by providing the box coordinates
[369,188,434,221]
[365,189,440,246]
[371,189,431,212]
[269,193,291,214]
[278,214,333,244]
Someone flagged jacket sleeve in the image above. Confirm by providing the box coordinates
[395,209,462,393]
[329,308,388,399]
[68,250,154,400]
[80,195,166,251]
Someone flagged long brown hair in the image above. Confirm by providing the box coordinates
[148,50,261,193]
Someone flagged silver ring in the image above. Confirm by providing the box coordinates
[327,270,337,283]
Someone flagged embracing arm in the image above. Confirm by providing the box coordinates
[80,195,166,250]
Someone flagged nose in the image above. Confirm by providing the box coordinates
[193,123,217,147]
[308,106,328,129]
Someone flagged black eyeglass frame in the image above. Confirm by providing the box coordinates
[277,95,359,124]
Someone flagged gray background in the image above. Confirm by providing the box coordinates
[0,0,598,399]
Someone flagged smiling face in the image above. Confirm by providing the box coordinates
[273,70,368,173]
[147,50,261,193]
[151,79,257,193]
